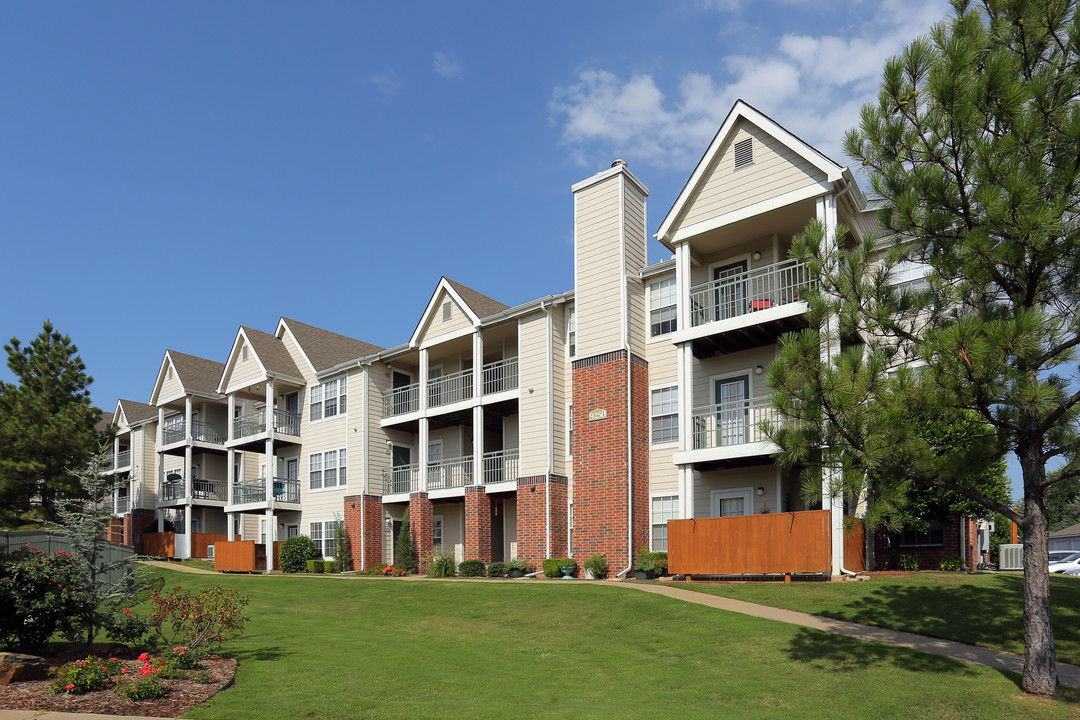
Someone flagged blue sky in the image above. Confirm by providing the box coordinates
[5,0,988,478]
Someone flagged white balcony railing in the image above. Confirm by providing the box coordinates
[691,396,781,450]
[116,450,131,468]
[192,420,227,444]
[482,448,519,484]
[483,357,519,395]
[232,410,301,439]
[428,369,473,408]
[689,259,812,328]
[116,495,130,515]
[383,464,421,494]
[382,384,420,418]
[427,455,472,490]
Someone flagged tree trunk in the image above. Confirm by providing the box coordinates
[1020,441,1058,696]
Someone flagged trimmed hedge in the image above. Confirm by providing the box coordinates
[542,558,576,578]
[306,559,325,574]
[280,535,320,574]
[487,561,508,578]
[458,559,486,577]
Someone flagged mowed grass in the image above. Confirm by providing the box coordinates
[133,569,1080,720]
[670,573,1080,665]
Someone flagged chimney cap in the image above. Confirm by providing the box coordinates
[611,159,627,168]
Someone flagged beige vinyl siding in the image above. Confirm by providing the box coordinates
[156,362,185,405]
[365,367,392,495]
[433,503,464,556]
[624,181,649,358]
[574,177,624,357]
[849,207,883,242]
[517,310,550,476]
[650,446,678,494]
[647,336,679,495]
[692,345,777,408]
[300,369,351,517]
[417,291,473,345]
[502,499,518,559]
[645,337,678,387]
[689,238,786,287]
[137,424,158,508]
[694,464,780,517]
[225,342,265,393]
[279,328,316,382]
[550,304,568,476]
[677,120,828,231]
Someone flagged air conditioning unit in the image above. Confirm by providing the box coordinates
[999,543,1022,571]
[206,545,215,559]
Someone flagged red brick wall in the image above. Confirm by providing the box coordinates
[344,494,384,570]
[105,517,124,544]
[409,493,434,573]
[465,485,492,562]
[516,475,568,567]
[873,516,977,570]
[570,351,649,570]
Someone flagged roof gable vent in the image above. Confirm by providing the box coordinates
[733,138,753,169]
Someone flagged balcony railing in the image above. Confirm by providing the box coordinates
[689,259,812,328]
[162,476,227,502]
[691,396,781,450]
[231,477,300,505]
[232,410,301,439]
[101,454,115,471]
[383,464,421,494]
[482,448,519,484]
[163,421,186,445]
[382,384,420,418]
[427,455,472,490]
[161,479,186,502]
[483,357,519,395]
[116,495,130,515]
[428,369,473,408]
[192,420,227,444]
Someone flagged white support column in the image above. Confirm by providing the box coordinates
[264,507,275,570]
[227,448,235,505]
[473,405,483,485]
[817,193,845,576]
[678,466,694,520]
[472,329,483,400]
[360,365,369,495]
[227,395,236,442]
[157,407,165,510]
[675,241,691,332]
[419,417,429,492]
[677,342,693,453]
[419,348,429,412]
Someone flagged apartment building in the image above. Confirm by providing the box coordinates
[98,101,980,576]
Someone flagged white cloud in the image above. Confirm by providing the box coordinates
[370,70,401,97]
[434,51,462,79]
[550,0,949,169]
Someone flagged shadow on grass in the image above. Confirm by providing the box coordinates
[231,645,289,662]
[785,626,979,678]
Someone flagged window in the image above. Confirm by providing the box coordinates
[567,306,576,357]
[433,515,443,550]
[442,302,452,321]
[568,405,574,455]
[309,520,337,558]
[900,520,944,547]
[310,377,347,421]
[734,138,753,169]
[309,448,347,490]
[649,277,677,336]
[652,496,679,552]
[650,387,678,444]
[891,260,931,292]
[260,518,266,545]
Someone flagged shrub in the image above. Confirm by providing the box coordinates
[487,561,508,578]
[49,656,119,694]
[148,584,251,652]
[427,551,456,578]
[104,606,151,645]
[507,559,532,574]
[380,565,406,576]
[331,519,352,572]
[0,546,95,652]
[306,559,325,574]
[542,558,575,578]
[899,553,920,571]
[395,509,418,573]
[164,644,203,670]
[940,554,963,572]
[458,559,486,577]
[358,563,387,576]
[280,535,320,574]
[634,547,668,575]
[584,554,607,579]
[115,675,166,700]
[323,560,341,574]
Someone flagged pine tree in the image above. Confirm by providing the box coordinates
[770,0,1080,696]
[395,508,417,573]
[0,321,105,525]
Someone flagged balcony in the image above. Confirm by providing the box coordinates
[482,448,519,484]
[383,384,420,418]
[428,369,473,409]
[691,396,780,450]
[116,450,131,468]
[482,357,519,395]
[232,410,301,440]
[427,455,472,490]
[163,420,186,445]
[383,464,421,495]
[115,495,130,515]
[231,477,300,505]
[163,420,227,446]
[681,259,813,357]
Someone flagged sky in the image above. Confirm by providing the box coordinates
[7,0,1005,482]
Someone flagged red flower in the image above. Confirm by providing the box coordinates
[138,653,149,662]
[65,684,74,691]
[121,668,128,674]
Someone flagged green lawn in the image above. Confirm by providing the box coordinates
[132,569,1080,719]
[669,573,1080,665]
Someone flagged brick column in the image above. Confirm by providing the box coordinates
[465,485,492,562]
[105,517,124,544]
[571,350,649,570]
[409,493,434,573]
[515,475,568,567]
[345,494,385,571]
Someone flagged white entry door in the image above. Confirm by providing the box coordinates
[715,375,750,446]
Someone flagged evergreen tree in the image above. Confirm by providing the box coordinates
[1048,476,1080,532]
[770,0,1080,695]
[0,321,105,525]
[395,508,417,573]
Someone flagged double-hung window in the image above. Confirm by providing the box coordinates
[309,448,347,490]
[567,306,576,357]
[310,377,347,421]
[650,387,679,444]
[651,496,679,552]
[649,277,677,337]
[308,520,337,558]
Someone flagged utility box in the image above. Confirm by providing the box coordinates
[999,543,1023,570]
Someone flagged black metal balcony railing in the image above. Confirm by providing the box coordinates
[230,477,300,505]
[192,420,227,444]
[163,420,186,445]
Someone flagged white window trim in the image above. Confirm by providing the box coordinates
[308,518,338,559]
[433,514,444,551]
[308,447,348,493]
[649,384,679,448]
[650,494,680,552]
[647,276,678,340]
[709,369,755,406]
[711,488,754,518]
[309,375,348,424]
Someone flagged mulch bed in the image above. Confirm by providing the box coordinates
[0,644,237,718]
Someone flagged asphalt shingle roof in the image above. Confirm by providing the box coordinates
[241,326,303,379]
[167,351,225,395]
[118,399,157,425]
[281,318,383,372]
[444,277,509,320]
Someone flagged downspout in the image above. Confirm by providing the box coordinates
[543,300,553,559]
[960,516,969,571]
[360,364,369,570]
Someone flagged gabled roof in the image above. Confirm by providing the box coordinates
[118,399,157,425]
[408,277,510,348]
[95,407,114,434]
[655,99,847,246]
[1051,522,1080,538]
[277,318,383,374]
[242,327,303,379]
[168,351,225,395]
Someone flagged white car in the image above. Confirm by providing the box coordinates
[1049,550,1075,564]
[1049,552,1080,573]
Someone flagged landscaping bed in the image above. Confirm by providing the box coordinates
[0,645,236,717]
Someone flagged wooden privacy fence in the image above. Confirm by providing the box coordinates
[668,510,867,576]
[142,532,175,558]
[214,540,281,572]
[191,533,237,558]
